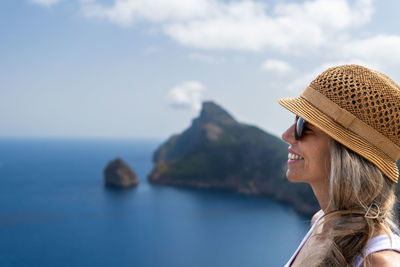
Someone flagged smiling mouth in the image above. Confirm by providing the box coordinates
[288,152,304,160]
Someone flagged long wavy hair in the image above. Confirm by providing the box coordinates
[316,138,399,266]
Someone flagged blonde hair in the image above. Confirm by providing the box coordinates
[317,138,399,266]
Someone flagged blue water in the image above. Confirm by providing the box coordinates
[0,138,309,267]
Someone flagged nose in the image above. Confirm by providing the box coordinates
[282,123,297,144]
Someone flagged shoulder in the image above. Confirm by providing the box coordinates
[368,250,400,267]
[310,209,324,226]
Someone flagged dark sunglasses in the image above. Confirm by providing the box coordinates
[295,115,307,140]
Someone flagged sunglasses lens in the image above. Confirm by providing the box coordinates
[295,116,306,140]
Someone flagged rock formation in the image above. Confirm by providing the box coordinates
[104,158,139,188]
[148,101,319,216]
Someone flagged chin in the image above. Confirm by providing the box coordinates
[286,176,303,183]
[286,171,307,183]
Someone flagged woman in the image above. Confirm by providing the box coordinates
[278,65,400,266]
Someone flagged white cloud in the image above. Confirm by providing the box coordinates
[75,0,400,94]
[260,59,293,74]
[163,0,325,52]
[340,35,400,65]
[274,0,372,30]
[44,0,400,90]
[81,0,216,26]
[168,81,206,111]
[80,0,373,53]
[30,0,61,7]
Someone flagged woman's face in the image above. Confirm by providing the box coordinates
[281,117,331,185]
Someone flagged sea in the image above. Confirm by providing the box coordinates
[0,138,310,267]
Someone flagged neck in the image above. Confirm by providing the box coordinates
[310,181,331,213]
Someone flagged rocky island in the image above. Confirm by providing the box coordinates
[148,101,319,216]
[104,158,139,188]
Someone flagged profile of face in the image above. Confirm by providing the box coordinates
[281,117,331,186]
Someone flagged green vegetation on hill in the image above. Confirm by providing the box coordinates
[148,101,319,215]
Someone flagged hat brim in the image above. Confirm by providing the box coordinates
[278,96,399,183]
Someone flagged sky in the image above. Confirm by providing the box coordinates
[2,0,400,140]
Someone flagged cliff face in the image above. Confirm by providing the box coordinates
[148,101,319,216]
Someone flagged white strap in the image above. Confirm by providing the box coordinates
[354,234,400,267]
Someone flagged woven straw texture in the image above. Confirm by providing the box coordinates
[311,66,400,146]
[279,65,400,183]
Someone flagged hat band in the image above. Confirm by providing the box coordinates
[300,86,400,161]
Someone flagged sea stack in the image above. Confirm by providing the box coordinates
[104,158,139,188]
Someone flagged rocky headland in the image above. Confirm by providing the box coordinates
[104,158,139,188]
[148,101,319,216]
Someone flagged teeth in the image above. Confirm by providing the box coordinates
[288,152,304,160]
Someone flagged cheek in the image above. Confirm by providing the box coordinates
[309,146,331,176]
[316,151,331,176]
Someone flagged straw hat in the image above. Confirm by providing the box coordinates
[278,64,400,183]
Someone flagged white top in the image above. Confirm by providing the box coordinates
[353,234,400,267]
[284,212,400,267]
